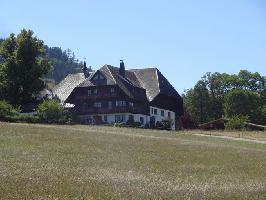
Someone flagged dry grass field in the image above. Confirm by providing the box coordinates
[0,123,266,199]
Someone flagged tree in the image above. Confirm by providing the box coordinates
[184,80,211,124]
[37,100,65,123]
[184,70,266,125]
[43,45,84,83]
[224,89,261,123]
[0,29,51,105]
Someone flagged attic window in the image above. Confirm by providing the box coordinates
[93,73,105,81]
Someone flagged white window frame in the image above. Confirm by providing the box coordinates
[93,102,102,108]
[116,100,126,107]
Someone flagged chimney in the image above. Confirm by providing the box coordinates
[82,61,88,78]
[119,60,125,77]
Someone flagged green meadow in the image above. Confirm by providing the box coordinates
[0,123,266,200]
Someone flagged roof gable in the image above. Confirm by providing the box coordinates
[57,64,181,104]
[91,71,106,81]
[130,68,181,101]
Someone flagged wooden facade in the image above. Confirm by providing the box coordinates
[64,61,184,127]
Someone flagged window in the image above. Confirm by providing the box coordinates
[161,110,164,117]
[116,100,126,107]
[93,73,105,81]
[168,112,171,118]
[99,74,105,80]
[129,102,134,107]
[93,102,102,108]
[151,108,154,114]
[108,101,112,109]
[115,115,125,122]
[128,115,134,123]
[154,109,157,115]
[104,115,107,122]
[140,117,144,124]
[88,89,92,96]
[94,89,98,95]
[110,87,115,93]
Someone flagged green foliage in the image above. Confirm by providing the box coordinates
[8,113,39,123]
[155,120,172,130]
[113,122,124,127]
[43,46,88,83]
[224,89,261,123]
[184,80,211,124]
[0,29,51,105]
[225,115,248,131]
[184,70,266,126]
[0,100,20,120]
[37,100,65,123]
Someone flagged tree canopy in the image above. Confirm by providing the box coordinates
[0,29,51,105]
[0,35,87,85]
[43,46,85,83]
[184,70,266,125]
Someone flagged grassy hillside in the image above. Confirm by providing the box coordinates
[0,123,266,199]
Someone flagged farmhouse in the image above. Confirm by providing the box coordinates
[53,61,183,130]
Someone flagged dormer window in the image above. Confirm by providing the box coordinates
[93,72,105,81]
[88,89,92,96]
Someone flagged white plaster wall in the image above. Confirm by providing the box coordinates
[80,113,150,125]
[150,106,176,130]
[79,108,176,130]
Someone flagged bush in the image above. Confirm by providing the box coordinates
[113,122,124,127]
[225,115,248,131]
[155,120,172,130]
[37,100,65,123]
[178,113,198,129]
[8,114,39,123]
[0,100,20,120]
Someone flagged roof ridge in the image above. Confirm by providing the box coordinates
[105,65,117,83]
[155,68,161,95]
[128,67,158,71]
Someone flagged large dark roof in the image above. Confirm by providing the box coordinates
[74,65,181,102]
[52,73,85,103]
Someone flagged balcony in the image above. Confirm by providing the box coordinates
[72,106,144,115]
[75,93,119,100]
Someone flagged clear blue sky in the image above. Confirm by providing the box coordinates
[1,0,266,93]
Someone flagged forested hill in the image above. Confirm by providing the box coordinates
[0,39,4,63]
[0,38,89,84]
[43,46,84,83]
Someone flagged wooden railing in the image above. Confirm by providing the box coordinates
[75,93,118,100]
[72,106,143,115]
